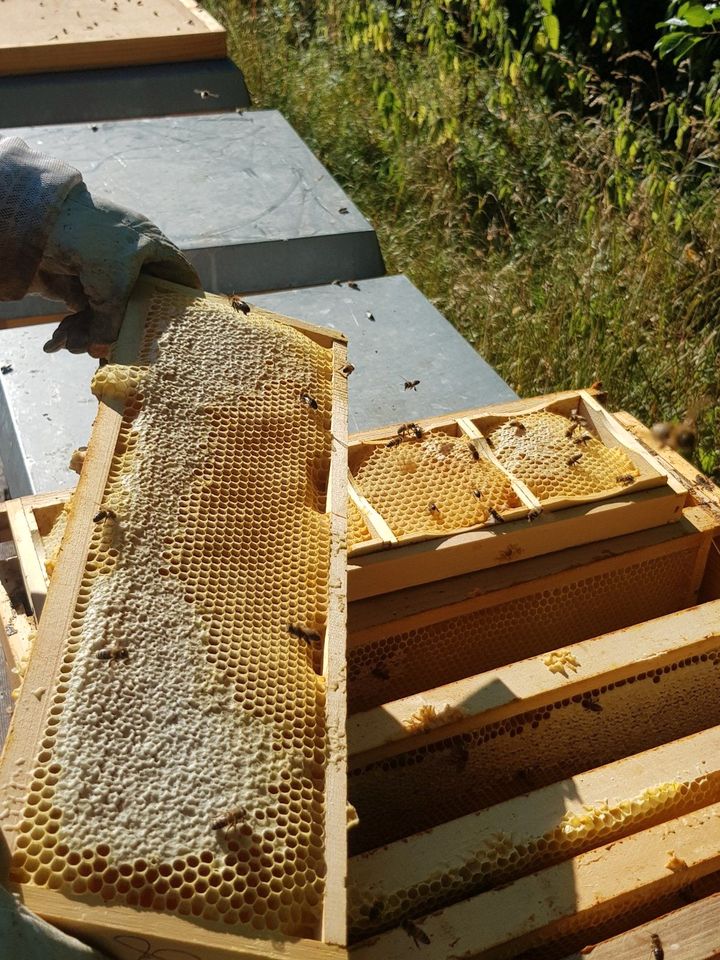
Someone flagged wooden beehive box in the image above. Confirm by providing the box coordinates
[0,277,348,960]
[0,0,226,76]
[347,390,687,600]
[345,414,720,959]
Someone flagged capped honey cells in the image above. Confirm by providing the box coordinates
[486,411,639,501]
[351,433,520,538]
[10,290,340,938]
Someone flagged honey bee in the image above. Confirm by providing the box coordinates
[386,436,403,448]
[194,88,220,99]
[341,363,355,376]
[229,296,250,315]
[527,507,543,522]
[300,391,319,410]
[401,918,430,947]
[565,422,580,438]
[338,207,349,215]
[93,508,117,523]
[212,806,248,831]
[404,379,420,391]
[348,281,360,291]
[567,453,583,467]
[96,643,129,665]
[616,474,634,486]
[484,434,495,449]
[398,423,423,439]
[581,697,603,713]
[287,624,321,645]
[467,441,480,461]
[371,662,390,681]
[574,434,592,445]
[366,312,376,322]
[650,933,664,960]
[472,488,484,499]
[427,502,439,515]
[487,507,505,524]
[508,419,526,436]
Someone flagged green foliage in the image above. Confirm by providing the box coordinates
[205,0,720,471]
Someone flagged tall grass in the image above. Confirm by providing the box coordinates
[206,0,720,471]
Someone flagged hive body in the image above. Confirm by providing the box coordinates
[0,280,348,955]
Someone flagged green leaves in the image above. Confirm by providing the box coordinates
[542,13,560,50]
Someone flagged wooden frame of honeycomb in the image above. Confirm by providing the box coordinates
[347,389,687,601]
[0,277,349,960]
[344,416,720,958]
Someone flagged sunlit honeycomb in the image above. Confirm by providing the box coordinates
[10,290,340,938]
[43,504,70,578]
[351,433,520,537]
[348,546,699,712]
[349,773,720,940]
[486,411,638,501]
[348,646,720,854]
[348,499,371,549]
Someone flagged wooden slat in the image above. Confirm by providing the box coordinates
[0,0,226,76]
[13,884,346,960]
[348,519,706,649]
[348,599,720,764]
[320,341,349,946]
[563,892,720,960]
[350,801,720,960]
[5,499,50,621]
[349,724,720,938]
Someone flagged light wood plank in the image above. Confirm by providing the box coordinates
[0,0,226,76]
[5,499,49,621]
[563,892,720,960]
[348,520,705,650]
[350,801,720,960]
[348,599,720,764]
[14,885,346,960]
[349,724,720,939]
[320,341,349,946]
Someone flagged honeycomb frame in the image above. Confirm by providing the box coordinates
[347,390,686,602]
[0,276,349,960]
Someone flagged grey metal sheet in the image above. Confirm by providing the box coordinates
[0,111,385,322]
[0,59,250,128]
[249,275,516,432]
[0,276,514,496]
[0,327,96,496]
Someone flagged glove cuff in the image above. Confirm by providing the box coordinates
[0,137,83,301]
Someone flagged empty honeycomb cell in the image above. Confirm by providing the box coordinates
[348,499,371,548]
[348,649,720,854]
[10,291,340,938]
[486,411,638,501]
[348,547,698,712]
[351,433,521,537]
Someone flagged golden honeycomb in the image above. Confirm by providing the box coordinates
[9,290,341,938]
[348,646,720,854]
[43,504,70,578]
[351,433,520,537]
[348,498,371,548]
[348,546,699,712]
[348,773,720,940]
[486,411,638,501]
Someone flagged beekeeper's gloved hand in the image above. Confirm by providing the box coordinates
[37,183,200,357]
[0,885,111,960]
[0,136,200,359]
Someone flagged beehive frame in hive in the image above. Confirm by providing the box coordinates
[0,277,349,960]
[347,389,687,601]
